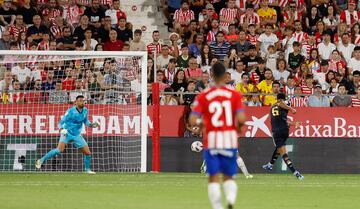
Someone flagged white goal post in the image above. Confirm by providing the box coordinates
[0,50,148,173]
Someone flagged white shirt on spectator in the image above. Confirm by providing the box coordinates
[337,43,355,63]
[257,33,278,57]
[282,36,296,63]
[156,55,173,69]
[273,70,290,82]
[314,71,327,90]
[82,39,98,51]
[11,65,31,84]
[230,70,243,85]
[318,42,336,60]
[348,58,360,72]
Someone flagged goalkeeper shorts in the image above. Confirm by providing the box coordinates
[59,133,88,149]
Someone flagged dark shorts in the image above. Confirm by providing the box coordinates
[272,130,289,148]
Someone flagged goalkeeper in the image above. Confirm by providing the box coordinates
[35,95,99,174]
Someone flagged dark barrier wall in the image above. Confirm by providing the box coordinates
[149,138,360,174]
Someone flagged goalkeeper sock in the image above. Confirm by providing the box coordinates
[270,148,280,165]
[282,154,296,173]
[236,156,250,176]
[40,148,60,164]
[84,155,92,171]
[223,179,237,206]
[208,182,223,209]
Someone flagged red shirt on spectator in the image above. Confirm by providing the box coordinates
[9,25,27,41]
[62,77,75,91]
[103,40,124,51]
[147,42,162,55]
[184,67,202,80]
[300,84,314,94]
[174,8,195,25]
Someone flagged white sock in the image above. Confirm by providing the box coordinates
[208,182,223,209]
[237,156,250,176]
[223,179,237,206]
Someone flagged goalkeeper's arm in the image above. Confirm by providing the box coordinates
[83,111,99,128]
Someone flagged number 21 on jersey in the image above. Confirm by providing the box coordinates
[209,100,233,127]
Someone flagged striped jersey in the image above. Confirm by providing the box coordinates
[192,86,244,149]
[290,96,308,107]
[352,96,360,107]
[219,8,238,28]
[173,9,195,24]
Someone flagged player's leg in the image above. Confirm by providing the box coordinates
[205,150,223,209]
[278,145,304,180]
[236,153,253,178]
[221,149,239,209]
[263,135,281,171]
[75,136,95,174]
[35,134,68,169]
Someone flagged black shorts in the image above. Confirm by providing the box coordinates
[272,131,289,148]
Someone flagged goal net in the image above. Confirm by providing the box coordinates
[0,51,148,172]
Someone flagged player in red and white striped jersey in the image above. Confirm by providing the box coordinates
[173,1,195,35]
[147,31,162,57]
[219,0,238,32]
[189,62,246,209]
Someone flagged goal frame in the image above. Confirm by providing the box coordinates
[0,50,148,173]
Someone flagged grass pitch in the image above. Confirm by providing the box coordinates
[0,173,359,209]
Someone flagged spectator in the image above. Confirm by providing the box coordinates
[62,67,76,90]
[314,60,330,90]
[219,0,238,32]
[188,33,204,58]
[206,19,221,43]
[84,0,105,27]
[209,31,231,61]
[257,24,278,58]
[348,46,360,73]
[18,0,37,25]
[8,80,25,104]
[56,27,76,50]
[50,16,65,40]
[323,5,340,32]
[69,79,89,103]
[171,69,188,92]
[288,41,305,71]
[163,58,177,85]
[293,20,309,43]
[328,49,346,72]
[307,48,321,74]
[318,30,336,60]
[349,71,360,94]
[157,45,173,70]
[169,32,180,57]
[236,73,255,94]
[249,58,266,84]
[184,57,202,81]
[332,84,352,107]
[73,15,91,42]
[225,24,239,45]
[301,74,315,94]
[183,20,198,45]
[337,33,355,63]
[198,3,218,30]
[42,70,56,91]
[339,0,359,27]
[301,30,317,59]
[173,0,195,36]
[147,58,155,83]
[17,31,28,50]
[129,29,146,51]
[261,80,281,106]
[0,0,15,27]
[117,17,133,42]
[243,44,261,70]
[97,15,112,43]
[290,86,308,107]
[246,23,259,46]
[308,84,330,107]
[273,59,290,84]
[235,30,252,59]
[26,79,45,104]
[351,23,360,45]
[83,28,98,51]
[37,32,51,50]
[224,47,239,70]
[305,6,321,31]
[160,87,178,105]
[257,68,274,95]
[155,70,170,91]
[147,30,162,57]
[180,80,197,105]
[11,63,31,85]
[327,78,339,99]
[257,0,277,27]
[239,3,260,30]
[105,0,126,27]
[0,70,12,91]
[229,60,245,85]
[9,15,27,42]
[195,71,210,92]
[176,44,191,68]
[283,76,296,96]
[283,1,303,27]
[0,30,10,50]
[103,29,124,51]
[199,44,214,72]
[48,80,69,104]
[265,45,279,72]
[27,15,48,44]
[352,86,360,106]
[88,73,102,103]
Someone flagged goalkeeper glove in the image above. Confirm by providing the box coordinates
[90,122,99,128]
[60,129,68,135]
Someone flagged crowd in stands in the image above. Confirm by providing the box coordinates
[0,0,359,108]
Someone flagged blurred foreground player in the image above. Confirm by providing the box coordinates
[35,95,99,174]
[262,93,304,180]
[189,62,246,209]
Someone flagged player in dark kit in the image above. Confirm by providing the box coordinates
[262,92,304,180]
